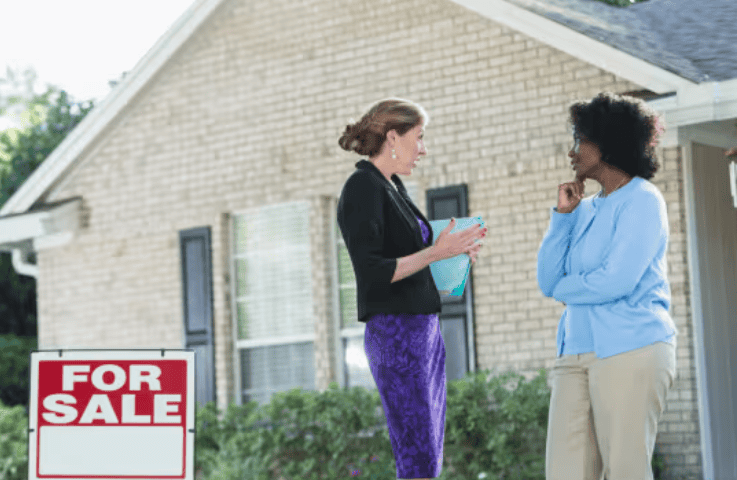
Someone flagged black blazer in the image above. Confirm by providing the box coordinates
[337,160,442,323]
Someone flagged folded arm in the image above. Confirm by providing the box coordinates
[537,206,578,297]
[552,194,667,305]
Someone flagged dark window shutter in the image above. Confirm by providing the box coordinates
[179,227,216,406]
[426,184,476,380]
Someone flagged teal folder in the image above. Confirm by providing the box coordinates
[428,216,485,296]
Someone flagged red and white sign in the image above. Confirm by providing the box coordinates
[28,350,195,480]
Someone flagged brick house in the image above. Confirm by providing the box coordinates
[1,0,735,477]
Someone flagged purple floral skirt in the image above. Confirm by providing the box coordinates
[364,312,446,479]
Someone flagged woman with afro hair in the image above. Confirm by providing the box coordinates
[537,92,677,480]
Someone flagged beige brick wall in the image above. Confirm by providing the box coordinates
[37,0,700,477]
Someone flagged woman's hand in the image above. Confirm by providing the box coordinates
[392,219,485,283]
[467,241,482,264]
[557,173,585,213]
[432,219,486,262]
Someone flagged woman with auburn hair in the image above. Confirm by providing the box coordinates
[538,92,677,480]
[336,98,485,480]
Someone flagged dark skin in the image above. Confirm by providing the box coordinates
[555,134,633,306]
[558,134,633,213]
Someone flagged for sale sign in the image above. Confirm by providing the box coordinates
[28,350,195,480]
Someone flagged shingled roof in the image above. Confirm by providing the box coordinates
[501,0,737,83]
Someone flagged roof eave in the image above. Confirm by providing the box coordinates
[448,0,696,94]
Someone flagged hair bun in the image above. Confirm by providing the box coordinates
[338,98,428,157]
[338,123,361,153]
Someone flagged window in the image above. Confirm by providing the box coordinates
[231,201,315,405]
[335,182,419,389]
[336,233,374,389]
[426,184,476,381]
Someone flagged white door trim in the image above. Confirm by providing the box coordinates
[678,123,737,480]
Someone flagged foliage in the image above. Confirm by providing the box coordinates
[0,83,93,339]
[0,87,93,206]
[0,66,37,121]
[194,400,272,479]
[0,255,36,337]
[0,335,36,408]
[0,82,93,409]
[652,449,666,479]
[0,401,28,480]
[195,383,394,479]
[194,370,551,480]
[440,370,549,480]
[0,370,666,480]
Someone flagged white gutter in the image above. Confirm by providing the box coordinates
[12,245,38,278]
[649,78,737,128]
[0,198,82,277]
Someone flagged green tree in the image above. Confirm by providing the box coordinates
[1,88,93,204]
[0,65,37,122]
[0,78,93,407]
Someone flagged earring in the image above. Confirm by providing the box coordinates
[391,149,396,159]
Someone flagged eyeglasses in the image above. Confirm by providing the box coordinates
[572,136,582,154]
[572,134,589,154]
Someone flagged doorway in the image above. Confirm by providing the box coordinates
[689,142,737,478]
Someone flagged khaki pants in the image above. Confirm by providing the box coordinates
[546,342,676,480]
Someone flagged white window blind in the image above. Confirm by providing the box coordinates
[233,202,314,340]
[232,201,315,405]
[337,230,374,390]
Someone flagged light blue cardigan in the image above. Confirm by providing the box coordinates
[537,176,678,358]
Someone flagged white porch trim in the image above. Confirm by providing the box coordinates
[0,198,81,248]
[676,124,737,480]
[0,198,83,277]
[649,78,737,132]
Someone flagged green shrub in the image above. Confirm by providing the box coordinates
[439,370,549,480]
[652,450,666,479]
[195,369,550,479]
[0,370,665,480]
[0,400,28,480]
[195,400,273,479]
[255,382,394,479]
[0,334,36,407]
[195,383,394,479]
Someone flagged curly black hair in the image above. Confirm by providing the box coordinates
[569,92,665,180]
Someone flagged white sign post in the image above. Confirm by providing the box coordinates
[28,349,195,480]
